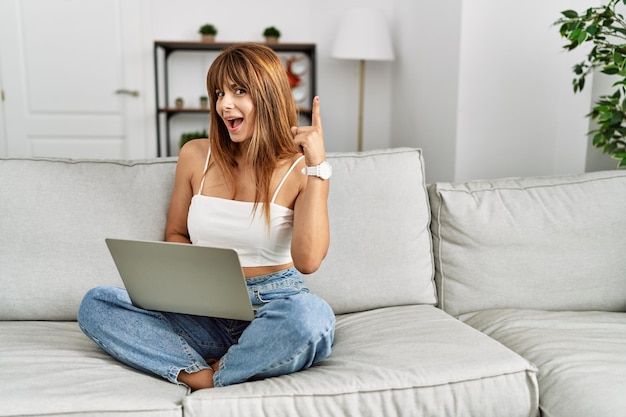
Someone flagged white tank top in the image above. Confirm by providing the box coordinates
[187,149,304,268]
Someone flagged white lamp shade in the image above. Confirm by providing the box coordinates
[331,8,395,61]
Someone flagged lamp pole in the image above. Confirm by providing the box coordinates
[357,59,365,152]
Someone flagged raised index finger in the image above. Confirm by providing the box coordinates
[311,96,322,129]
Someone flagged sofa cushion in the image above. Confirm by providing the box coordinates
[0,321,187,417]
[428,170,626,316]
[0,157,178,320]
[185,305,538,417]
[308,148,436,314]
[183,305,538,417]
[460,309,626,417]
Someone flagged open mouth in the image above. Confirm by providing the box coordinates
[227,118,244,130]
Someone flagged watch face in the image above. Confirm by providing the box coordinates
[319,161,332,180]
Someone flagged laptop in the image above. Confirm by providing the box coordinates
[105,238,256,321]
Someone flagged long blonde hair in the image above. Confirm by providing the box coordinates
[206,43,300,225]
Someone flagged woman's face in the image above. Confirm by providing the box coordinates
[215,81,256,144]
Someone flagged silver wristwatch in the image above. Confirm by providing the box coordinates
[302,161,332,180]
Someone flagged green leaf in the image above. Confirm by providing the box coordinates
[578,31,589,43]
[602,65,620,74]
[574,63,584,75]
[597,97,617,105]
[576,78,586,92]
[562,10,579,18]
[614,27,626,36]
[598,111,613,122]
[593,133,605,146]
[568,28,583,41]
[611,111,624,124]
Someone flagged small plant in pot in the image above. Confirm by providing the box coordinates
[179,129,207,149]
[199,95,208,109]
[199,24,218,42]
[263,26,281,43]
[555,0,626,167]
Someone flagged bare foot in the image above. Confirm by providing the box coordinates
[178,367,215,391]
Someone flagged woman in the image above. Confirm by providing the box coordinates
[78,43,335,390]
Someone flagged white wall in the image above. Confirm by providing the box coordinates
[391,0,462,182]
[390,0,601,182]
[453,0,592,182]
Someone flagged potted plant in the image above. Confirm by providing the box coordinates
[174,97,184,109]
[555,0,626,168]
[198,24,218,43]
[179,129,207,149]
[263,26,281,43]
[199,95,208,109]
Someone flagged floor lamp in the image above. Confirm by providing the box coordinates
[331,8,395,151]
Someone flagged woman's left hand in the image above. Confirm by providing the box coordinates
[291,96,325,166]
[290,96,330,274]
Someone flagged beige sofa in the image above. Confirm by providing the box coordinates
[1,148,624,417]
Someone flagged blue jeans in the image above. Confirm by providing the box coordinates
[77,267,335,387]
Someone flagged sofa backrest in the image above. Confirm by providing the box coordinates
[429,170,626,317]
[0,148,436,320]
[0,157,178,320]
[309,148,436,314]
